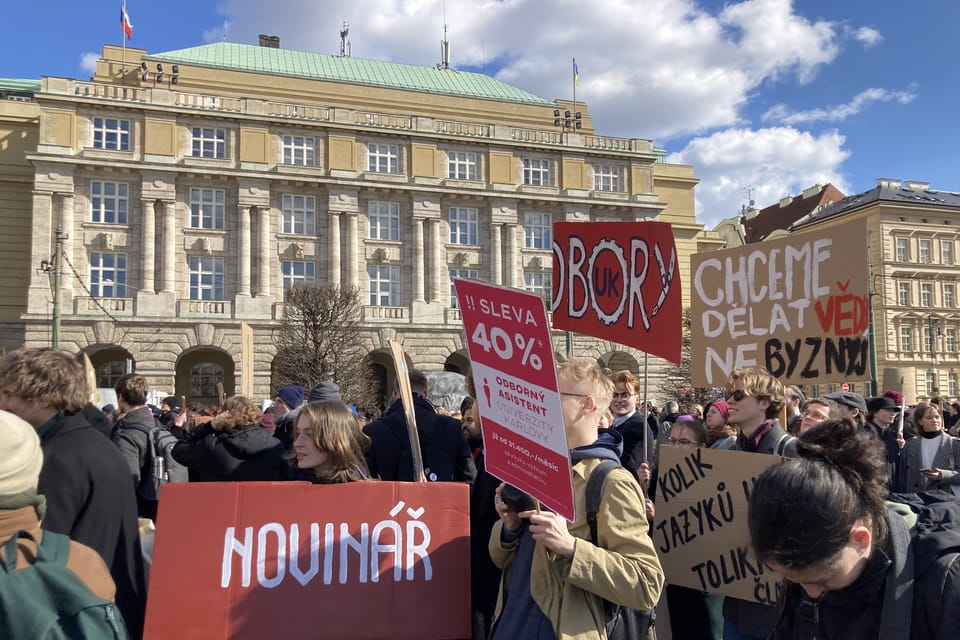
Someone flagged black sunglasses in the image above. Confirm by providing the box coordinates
[728,389,749,401]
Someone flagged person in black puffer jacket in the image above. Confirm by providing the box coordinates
[172,395,287,482]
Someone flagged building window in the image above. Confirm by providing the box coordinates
[191,127,226,159]
[947,328,957,353]
[524,271,552,304]
[281,261,316,299]
[924,326,935,353]
[188,256,225,300]
[593,165,622,192]
[522,158,552,186]
[447,151,478,180]
[524,213,552,249]
[281,195,316,235]
[926,371,936,396]
[93,117,130,151]
[897,282,910,306]
[282,135,315,166]
[368,265,399,306]
[921,283,934,307]
[190,362,224,399]
[98,360,127,389]
[368,201,400,241]
[919,238,932,264]
[449,207,478,245]
[942,240,954,265]
[900,326,912,352]
[950,372,958,396]
[945,284,955,309]
[895,237,909,262]
[88,252,127,298]
[189,188,225,230]
[367,144,399,174]
[90,181,129,224]
[450,269,479,307]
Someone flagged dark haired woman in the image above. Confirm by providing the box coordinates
[897,401,960,496]
[749,418,960,639]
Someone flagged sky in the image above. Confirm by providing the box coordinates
[3,0,959,228]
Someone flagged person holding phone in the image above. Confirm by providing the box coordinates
[896,401,960,495]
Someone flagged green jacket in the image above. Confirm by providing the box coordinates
[489,457,664,639]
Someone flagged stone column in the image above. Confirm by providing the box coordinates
[257,207,271,298]
[58,194,75,309]
[329,211,341,285]
[430,219,443,302]
[27,191,55,314]
[490,222,503,285]
[238,205,251,296]
[141,199,156,294]
[345,213,359,288]
[413,218,425,301]
[161,201,176,294]
[506,224,520,288]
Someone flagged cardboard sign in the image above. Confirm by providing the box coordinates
[454,279,575,521]
[389,340,426,481]
[690,219,870,386]
[144,482,470,640]
[240,321,254,397]
[655,446,782,604]
[551,221,682,365]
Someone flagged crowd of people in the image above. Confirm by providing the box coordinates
[1,345,960,639]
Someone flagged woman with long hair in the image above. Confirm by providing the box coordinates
[897,401,960,495]
[292,400,371,483]
[749,418,960,638]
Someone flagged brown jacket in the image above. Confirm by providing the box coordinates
[0,505,116,602]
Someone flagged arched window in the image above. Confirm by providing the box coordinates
[190,362,224,398]
[98,360,126,389]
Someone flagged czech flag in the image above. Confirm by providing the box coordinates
[121,1,133,40]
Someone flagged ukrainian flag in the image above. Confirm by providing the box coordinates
[573,59,580,86]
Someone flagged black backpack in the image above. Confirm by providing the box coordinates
[585,459,656,640]
[124,422,189,501]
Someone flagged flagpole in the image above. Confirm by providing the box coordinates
[121,1,127,79]
[572,57,577,127]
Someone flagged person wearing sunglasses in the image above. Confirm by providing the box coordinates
[723,367,799,640]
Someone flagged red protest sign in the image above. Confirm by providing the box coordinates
[551,221,682,364]
[454,279,575,521]
[144,482,470,640]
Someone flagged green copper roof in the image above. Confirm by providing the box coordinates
[0,79,41,94]
[149,42,555,107]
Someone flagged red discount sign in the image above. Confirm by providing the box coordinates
[454,279,574,521]
[144,482,470,640]
[551,221,682,364]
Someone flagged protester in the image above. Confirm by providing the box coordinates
[749,418,960,639]
[607,370,657,480]
[172,395,287,482]
[271,384,305,450]
[290,400,371,483]
[488,358,664,639]
[896,401,960,495]
[797,397,842,434]
[364,368,476,483]
[825,390,867,427]
[111,374,161,520]
[0,410,120,624]
[704,400,736,449]
[157,396,180,427]
[784,385,806,434]
[723,366,797,640]
[0,347,145,638]
[865,395,907,488]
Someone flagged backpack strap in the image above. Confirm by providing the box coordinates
[585,459,621,546]
[879,504,915,640]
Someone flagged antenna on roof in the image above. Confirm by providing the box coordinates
[339,21,351,57]
[437,2,451,70]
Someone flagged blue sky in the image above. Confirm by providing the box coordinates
[3,0,958,227]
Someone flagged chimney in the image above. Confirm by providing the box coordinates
[779,196,793,208]
[801,184,822,200]
[904,180,930,192]
[876,178,901,190]
[258,34,280,48]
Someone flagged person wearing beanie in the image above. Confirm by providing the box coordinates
[271,385,305,451]
[0,348,146,638]
[704,400,736,449]
[157,396,180,427]
[307,381,341,403]
[0,409,118,610]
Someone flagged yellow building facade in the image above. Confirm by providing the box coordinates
[1,41,720,402]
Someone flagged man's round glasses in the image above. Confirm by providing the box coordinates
[667,437,698,446]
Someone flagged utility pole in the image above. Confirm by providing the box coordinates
[52,227,64,348]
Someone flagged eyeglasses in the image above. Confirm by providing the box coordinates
[802,410,829,421]
[611,392,634,400]
[728,389,749,402]
[667,437,700,446]
[787,395,801,401]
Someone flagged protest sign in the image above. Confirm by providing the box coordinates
[690,219,869,386]
[655,446,782,604]
[454,278,574,521]
[240,321,254,397]
[389,340,426,481]
[144,482,470,640]
[551,221,682,364]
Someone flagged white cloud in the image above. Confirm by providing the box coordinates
[668,127,851,228]
[853,26,883,47]
[762,88,915,125]
[79,52,99,78]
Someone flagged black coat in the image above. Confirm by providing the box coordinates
[111,406,160,520]
[467,442,503,637]
[363,395,477,483]
[613,412,656,481]
[172,423,288,481]
[38,411,146,639]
